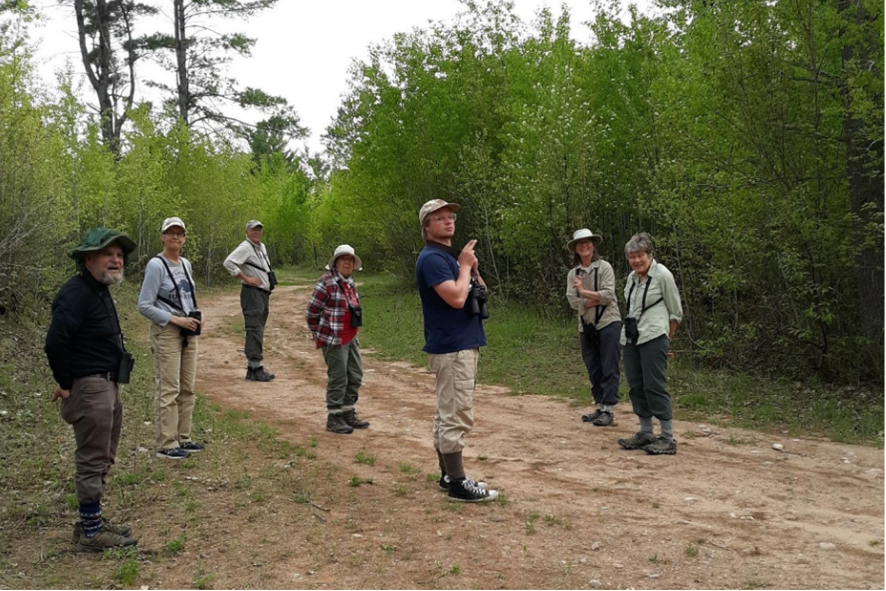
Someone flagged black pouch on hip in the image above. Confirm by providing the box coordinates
[116,351,135,384]
[267,271,278,291]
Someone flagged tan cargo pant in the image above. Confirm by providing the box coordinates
[428,348,479,454]
[60,376,123,505]
[150,322,198,450]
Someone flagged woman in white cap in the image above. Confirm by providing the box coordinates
[138,217,205,460]
[566,229,622,426]
[305,245,369,434]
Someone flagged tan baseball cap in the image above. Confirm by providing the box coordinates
[419,199,460,226]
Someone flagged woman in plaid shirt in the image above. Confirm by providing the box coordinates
[306,245,369,434]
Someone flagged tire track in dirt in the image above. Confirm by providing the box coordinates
[196,285,884,589]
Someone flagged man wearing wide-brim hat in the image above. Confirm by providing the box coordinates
[45,228,139,551]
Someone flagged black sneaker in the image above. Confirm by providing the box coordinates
[617,431,656,450]
[592,411,615,427]
[581,408,603,423]
[643,436,677,455]
[180,441,205,453]
[156,447,190,460]
[326,414,353,434]
[247,366,275,382]
[438,475,488,492]
[448,478,499,503]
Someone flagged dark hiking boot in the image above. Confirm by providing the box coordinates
[72,520,131,543]
[342,410,369,429]
[438,475,487,492]
[326,414,354,434]
[581,408,603,423]
[618,431,656,450]
[448,478,499,503]
[643,436,677,456]
[247,366,275,381]
[74,527,137,552]
[592,411,615,427]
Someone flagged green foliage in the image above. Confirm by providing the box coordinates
[317,0,883,384]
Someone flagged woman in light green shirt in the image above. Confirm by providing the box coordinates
[617,233,684,455]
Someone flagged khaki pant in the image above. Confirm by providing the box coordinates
[428,348,479,454]
[60,376,123,505]
[150,322,198,450]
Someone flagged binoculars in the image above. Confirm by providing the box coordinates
[468,279,489,319]
[180,310,203,337]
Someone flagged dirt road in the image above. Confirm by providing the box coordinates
[196,285,884,589]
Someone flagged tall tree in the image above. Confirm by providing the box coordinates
[70,0,155,155]
[149,0,303,142]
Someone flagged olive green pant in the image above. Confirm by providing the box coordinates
[321,339,363,412]
[150,322,198,450]
[60,376,123,505]
[622,334,673,421]
[240,285,270,368]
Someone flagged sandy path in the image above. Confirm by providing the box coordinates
[196,285,884,589]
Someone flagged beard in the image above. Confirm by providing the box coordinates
[99,270,124,285]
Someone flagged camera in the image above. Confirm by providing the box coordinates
[116,351,135,384]
[350,306,363,328]
[268,271,278,292]
[180,310,202,337]
[624,316,640,344]
[468,279,489,319]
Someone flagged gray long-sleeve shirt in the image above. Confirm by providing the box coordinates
[222,239,272,291]
[138,255,197,327]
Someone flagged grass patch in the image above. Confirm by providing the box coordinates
[163,534,187,555]
[354,450,376,466]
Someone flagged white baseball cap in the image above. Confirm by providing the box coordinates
[246,219,263,231]
[161,217,186,234]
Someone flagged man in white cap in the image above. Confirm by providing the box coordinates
[223,220,276,381]
[415,199,498,503]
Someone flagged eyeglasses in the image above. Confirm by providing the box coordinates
[165,231,185,238]
[431,213,457,223]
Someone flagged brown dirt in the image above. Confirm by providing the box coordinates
[167,284,884,590]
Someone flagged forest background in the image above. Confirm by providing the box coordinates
[1,0,883,390]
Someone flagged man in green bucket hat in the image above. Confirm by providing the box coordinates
[45,227,139,551]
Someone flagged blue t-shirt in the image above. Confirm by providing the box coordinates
[415,244,487,354]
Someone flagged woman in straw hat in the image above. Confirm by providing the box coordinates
[566,229,622,427]
[306,245,369,434]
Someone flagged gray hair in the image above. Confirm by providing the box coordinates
[624,232,654,257]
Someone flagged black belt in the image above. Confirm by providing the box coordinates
[242,284,271,295]
[81,372,118,382]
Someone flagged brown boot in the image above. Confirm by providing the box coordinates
[343,409,369,429]
[75,526,137,552]
[72,519,132,543]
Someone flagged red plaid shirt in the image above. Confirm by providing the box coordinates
[305,270,360,348]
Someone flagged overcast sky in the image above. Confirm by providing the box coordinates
[28,1,655,153]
